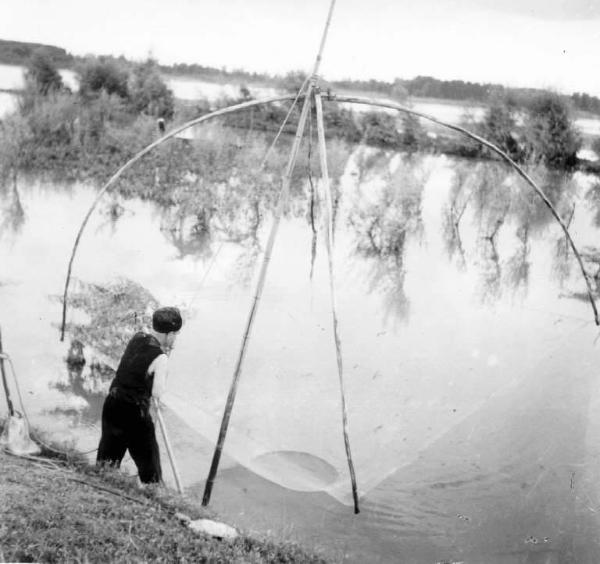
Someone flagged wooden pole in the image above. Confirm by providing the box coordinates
[202,89,315,506]
[59,95,298,342]
[202,0,338,507]
[314,92,360,513]
[0,326,14,416]
[328,93,599,326]
[154,401,184,494]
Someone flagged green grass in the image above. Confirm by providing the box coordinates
[0,430,330,563]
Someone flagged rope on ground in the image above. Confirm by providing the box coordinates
[2,448,68,471]
[3,429,163,506]
[3,447,149,506]
[66,476,149,505]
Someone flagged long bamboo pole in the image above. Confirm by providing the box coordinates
[59,95,297,342]
[201,90,314,506]
[201,0,338,507]
[154,401,184,494]
[0,326,15,416]
[329,93,599,326]
[314,92,360,513]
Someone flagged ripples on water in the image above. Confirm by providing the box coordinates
[1,148,600,562]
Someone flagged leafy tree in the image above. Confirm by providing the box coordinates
[322,103,361,144]
[280,70,308,94]
[239,84,252,101]
[78,57,129,99]
[400,113,424,150]
[360,111,401,149]
[24,48,63,95]
[128,59,174,119]
[478,100,523,160]
[571,92,600,115]
[390,79,408,101]
[0,113,30,180]
[522,93,581,168]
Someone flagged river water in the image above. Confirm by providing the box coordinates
[1,145,600,562]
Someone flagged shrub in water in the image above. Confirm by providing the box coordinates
[128,58,175,120]
[360,111,401,149]
[78,56,130,100]
[522,92,581,168]
[24,47,63,95]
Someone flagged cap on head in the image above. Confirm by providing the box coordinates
[152,306,182,334]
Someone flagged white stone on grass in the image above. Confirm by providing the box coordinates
[187,518,239,540]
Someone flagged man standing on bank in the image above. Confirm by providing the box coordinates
[96,306,182,484]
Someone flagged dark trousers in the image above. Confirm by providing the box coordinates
[96,393,162,483]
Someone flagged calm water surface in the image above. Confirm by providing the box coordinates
[1,135,600,560]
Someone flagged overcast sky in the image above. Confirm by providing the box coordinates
[2,0,600,95]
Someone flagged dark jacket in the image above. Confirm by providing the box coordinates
[109,332,164,408]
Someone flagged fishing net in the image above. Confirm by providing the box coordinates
[44,148,600,512]
[3,121,600,560]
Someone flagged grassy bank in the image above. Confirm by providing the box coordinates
[0,440,329,563]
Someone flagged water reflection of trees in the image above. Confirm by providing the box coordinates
[348,153,428,322]
[442,164,473,269]
[151,127,353,283]
[0,175,25,240]
[471,164,511,303]
[51,361,114,425]
[576,182,600,299]
[501,166,573,300]
[57,278,158,424]
[503,224,530,298]
[442,161,576,303]
[552,205,575,290]
[95,197,127,237]
[65,278,159,362]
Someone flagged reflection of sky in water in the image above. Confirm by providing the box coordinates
[0,158,594,447]
[1,152,600,561]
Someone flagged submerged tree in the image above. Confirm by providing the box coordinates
[359,111,401,149]
[78,56,129,100]
[522,93,581,169]
[478,99,523,161]
[400,113,425,151]
[24,48,63,95]
[128,59,175,120]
